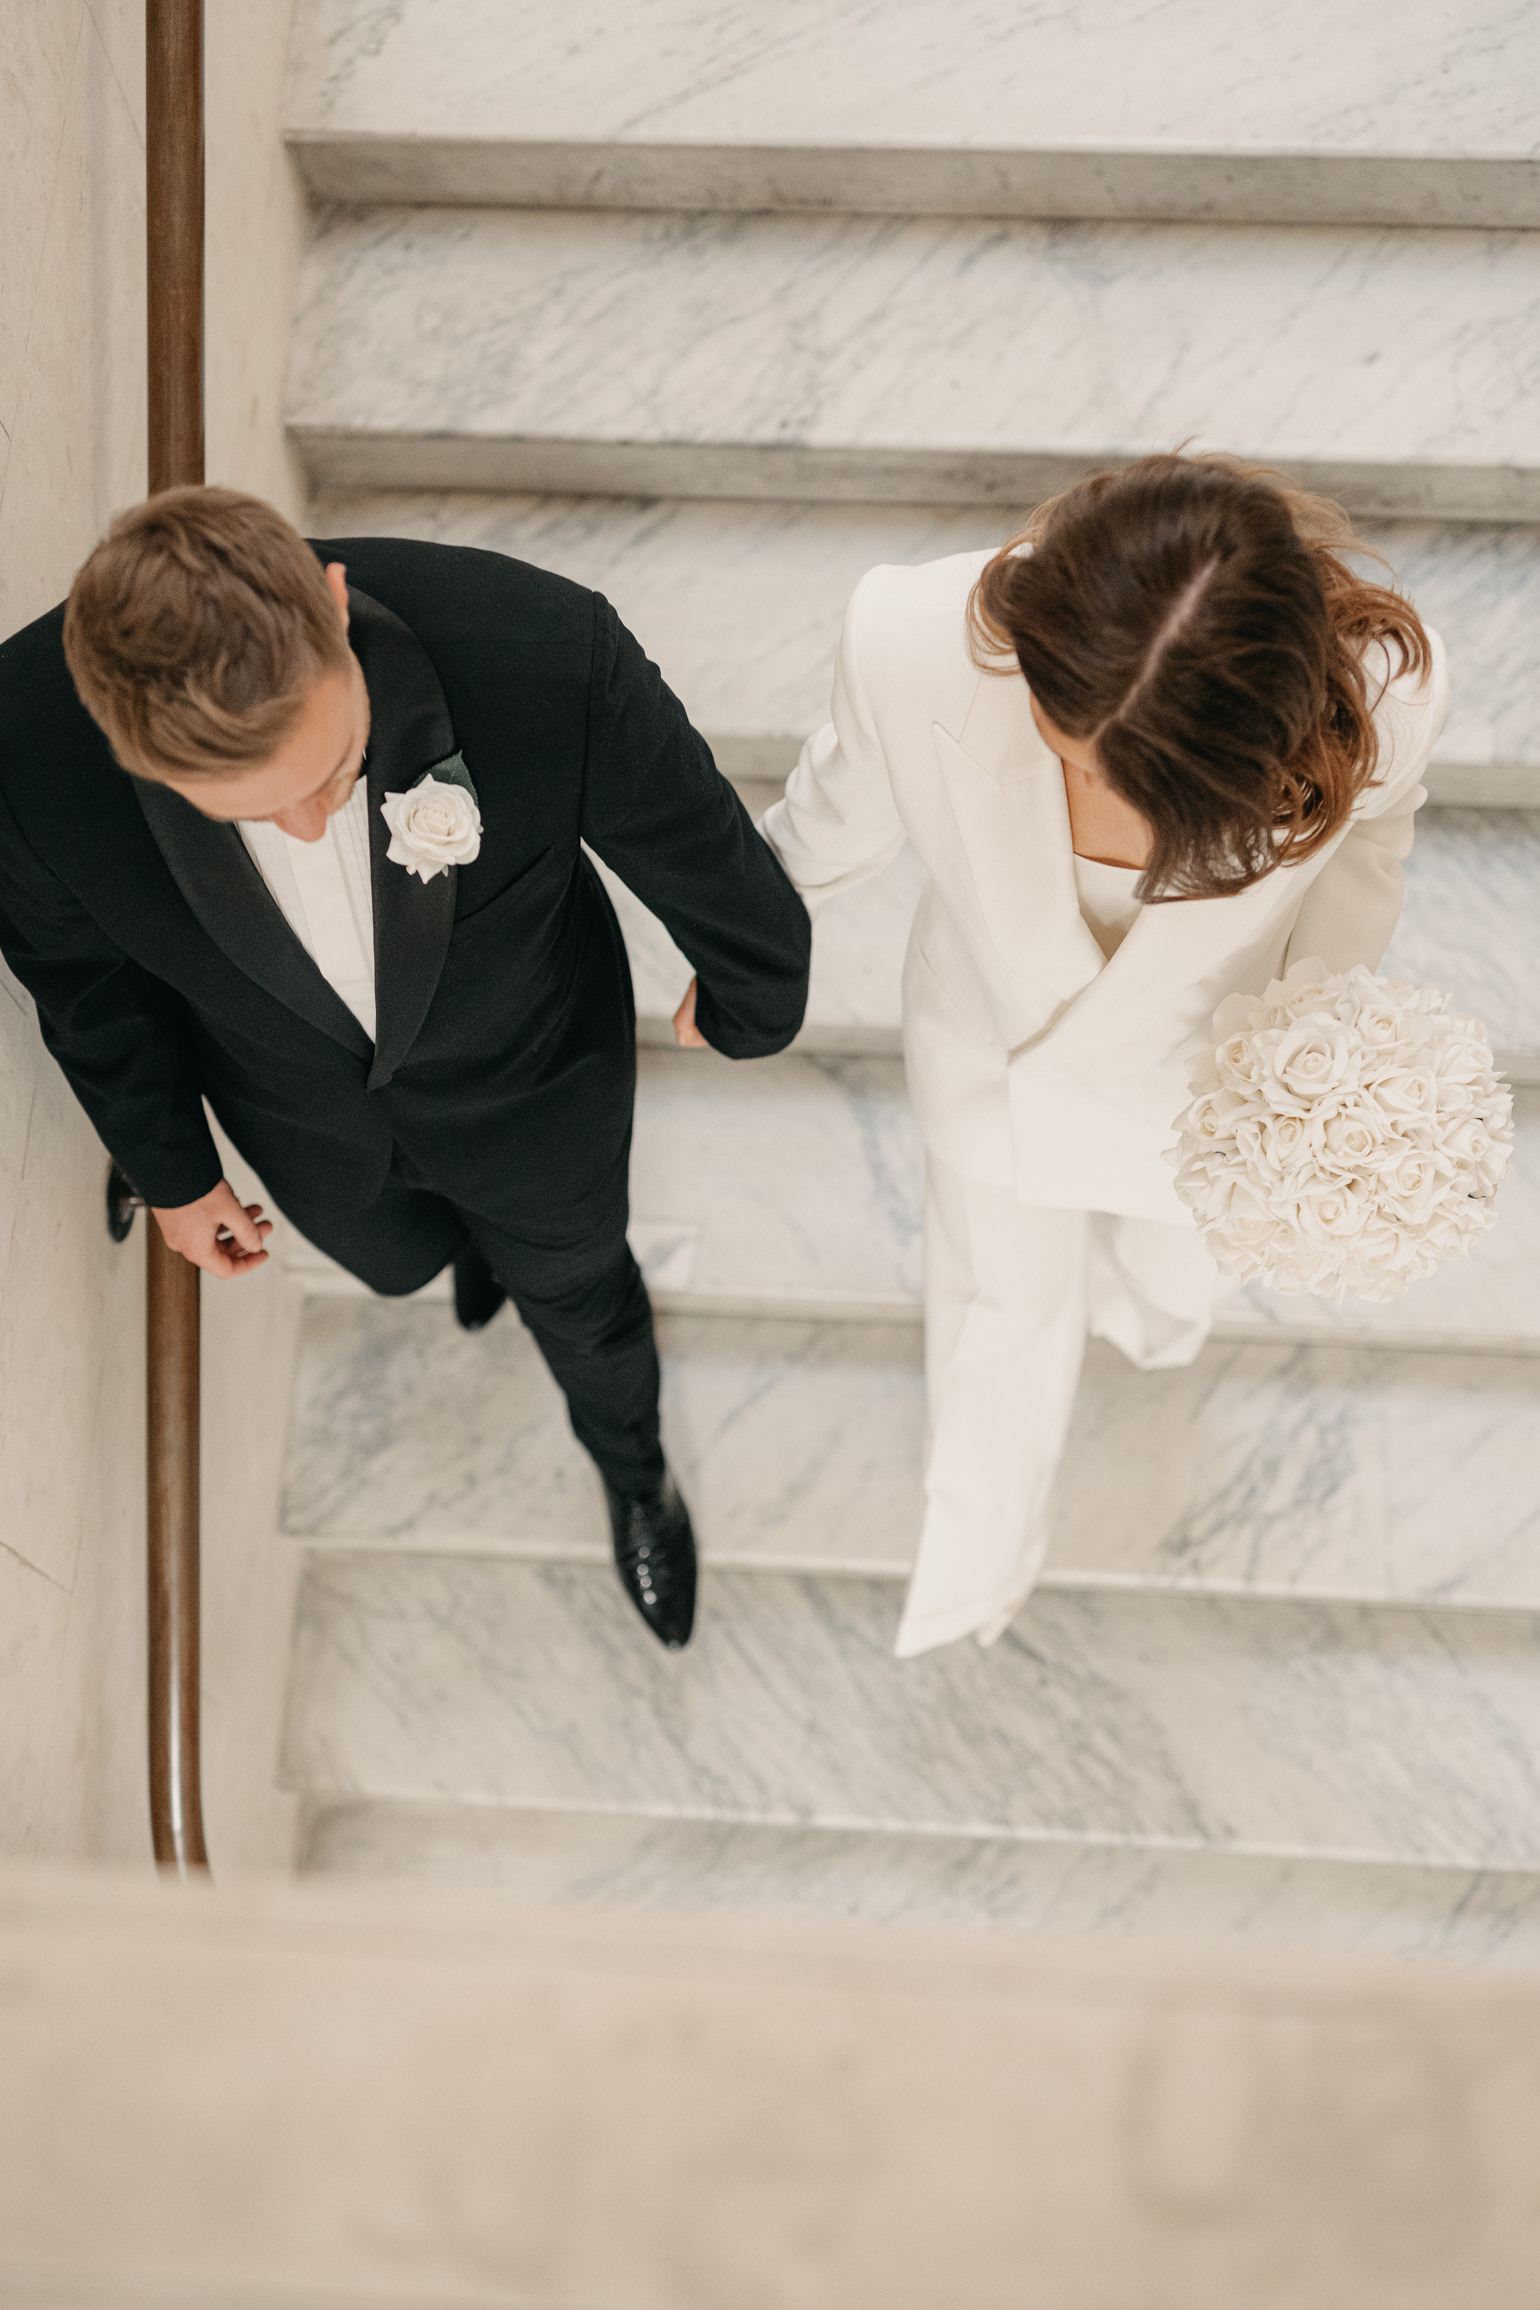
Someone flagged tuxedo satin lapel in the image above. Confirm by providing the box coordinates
[932,666,1103,997]
[348,588,460,1092]
[132,777,374,1059]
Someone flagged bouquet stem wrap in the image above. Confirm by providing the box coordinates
[1171,959,1513,1303]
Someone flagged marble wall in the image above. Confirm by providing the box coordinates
[0,0,309,1867]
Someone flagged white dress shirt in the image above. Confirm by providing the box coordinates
[237,774,377,1039]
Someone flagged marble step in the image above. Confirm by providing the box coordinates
[1384,811,1540,1081]
[599,839,915,1059]
[283,1054,1540,1351]
[278,1553,1540,1873]
[281,1296,1540,1614]
[628,1047,1540,1353]
[310,493,1540,805]
[285,0,1540,229]
[287,209,1540,519]
[296,1797,1540,1972]
[603,805,1540,1081]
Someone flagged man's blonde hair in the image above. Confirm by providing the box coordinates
[63,486,351,778]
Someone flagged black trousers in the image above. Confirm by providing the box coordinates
[281,1137,665,1497]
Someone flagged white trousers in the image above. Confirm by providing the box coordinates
[894,1157,1230,1659]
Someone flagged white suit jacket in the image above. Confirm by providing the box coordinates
[762,550,1450,1223]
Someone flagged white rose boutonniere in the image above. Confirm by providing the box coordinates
[381,752,482,883]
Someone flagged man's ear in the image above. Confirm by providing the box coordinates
[324,561,350,631]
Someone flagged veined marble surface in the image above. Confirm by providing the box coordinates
[310,493,1012,746]
[280,1555,1540,1869]
[1357,526,1540,781]
[311,493,1540,784]
[597,844,917,1045]
[1387,810,1540,1062]
[297,1798,1540,1971]
[286,0,1540,160]
[287,1066,1540,1344]
[632,1048,923,1311]
[288,209,1540,516]
[1052,1339,1540,1604]
[282,1304,921,1564]
[629,1051,1540,1348]
[281,1294,1540,1609]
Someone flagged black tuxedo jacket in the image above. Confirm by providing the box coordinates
[0,536,811,1220]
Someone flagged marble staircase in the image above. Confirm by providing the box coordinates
[273,1,1540,1966]
[284,0,1540,227]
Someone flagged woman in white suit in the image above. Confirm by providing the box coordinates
[755,453,1448,1657]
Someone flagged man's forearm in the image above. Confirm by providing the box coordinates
[24,1001,219,1203]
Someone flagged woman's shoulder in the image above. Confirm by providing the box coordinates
[1352,621,1450,819]
[849,545,994,623]
[842,547,998,697]
[1362,620,1449,719]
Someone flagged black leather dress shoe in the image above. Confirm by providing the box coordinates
[452,1244,507,1332]
[604,1469,698,1649]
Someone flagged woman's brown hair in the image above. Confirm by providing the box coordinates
[968,452,1432,902]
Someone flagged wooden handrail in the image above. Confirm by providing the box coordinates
[145,0,208,1874]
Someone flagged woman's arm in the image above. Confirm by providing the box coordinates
[759,568,909,912]
[1283,625,1450,977]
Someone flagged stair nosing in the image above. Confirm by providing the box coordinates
[633,1016,1540,1081]
[279,1528,1540,1625]
[289,426,1540,525]
[284,1261,1540,1359]
[283,131,1540,234]
[275,1772,1540,1884]
[713,746,1540,804]
[291,1786,1540,1890]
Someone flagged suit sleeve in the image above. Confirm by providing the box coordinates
[580,594,811,1059]
[0,793,222,1207]
[1283,626,1450,978]
[759,567,908,911]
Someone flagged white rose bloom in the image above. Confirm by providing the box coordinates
[1184,1087,1250,1148]
[381,776,483,883]
[1439,1115,1497,1172]
[1353,999,1407,1052]
[1437,1040,1496,1089]
[1381,1148,1445,1223]
[1217,1030,1274,1095]
[1242,1109,1330,1189]
[1476,1143,1513,1195]
[1325,1106,1392,1166]
[1363,1063,1440,1127]
[1434,1073,1480,1119]
[1291,1169,1375,1242]
[1255,1022,1358,1118]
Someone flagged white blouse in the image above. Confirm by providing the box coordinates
[1072,853,1143,961]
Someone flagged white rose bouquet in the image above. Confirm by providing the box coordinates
[1171,959,1513,1303]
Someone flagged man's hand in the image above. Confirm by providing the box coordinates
[672,977,709,1049]
[152,1179,273,1278]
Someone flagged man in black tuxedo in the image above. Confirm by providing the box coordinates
[0,488,811,1648]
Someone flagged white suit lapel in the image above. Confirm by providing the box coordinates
[1034,823,1351,1068]
[930,663,1104,998]
[928,642,1356,1070]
